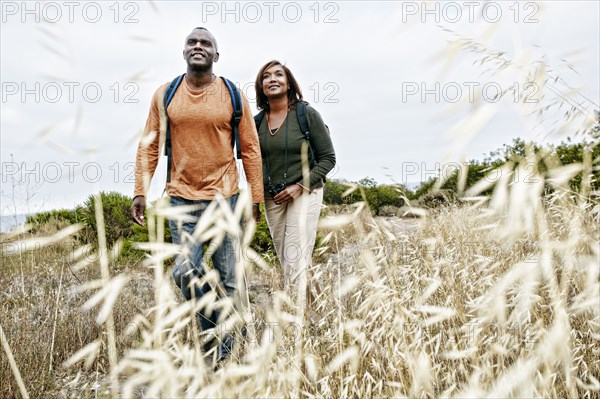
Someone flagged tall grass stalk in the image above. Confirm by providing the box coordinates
[93,194,119,396]
[0,323,30,399]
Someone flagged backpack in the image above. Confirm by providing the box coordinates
[253,101,318,168]
[163,74,242,183]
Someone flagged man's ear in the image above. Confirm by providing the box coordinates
[182,49,186,60]
[214,51,220,63]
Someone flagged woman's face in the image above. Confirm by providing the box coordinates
[262,64,289,99]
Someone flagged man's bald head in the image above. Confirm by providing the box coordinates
[189,27,218,52]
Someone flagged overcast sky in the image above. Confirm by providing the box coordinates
[1,0,599,218]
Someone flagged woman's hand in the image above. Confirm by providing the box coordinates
[273,184,304,205]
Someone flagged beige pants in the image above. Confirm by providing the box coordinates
[265,187,323,306]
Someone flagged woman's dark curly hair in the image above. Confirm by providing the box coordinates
[255,60,303,112]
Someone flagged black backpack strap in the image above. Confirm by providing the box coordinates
[254,111,265,131]
[164,74,184,110]
[163,74,185,183]
[295,101,316,167]
[295,101,310,140]
[221,77,243,159]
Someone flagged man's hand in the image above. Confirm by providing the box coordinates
[273,184,303,205]
[252,203,262,223]
[131,195,146,226]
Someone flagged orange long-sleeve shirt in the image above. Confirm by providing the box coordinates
[134,76,264,203]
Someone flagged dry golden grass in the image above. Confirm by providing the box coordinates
[1,183,598,398]
[0,232,157,398]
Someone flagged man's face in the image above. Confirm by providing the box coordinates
[183,29,219,71]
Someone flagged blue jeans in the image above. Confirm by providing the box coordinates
[168,194,240,357]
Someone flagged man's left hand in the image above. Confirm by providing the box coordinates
[252,203,262,222]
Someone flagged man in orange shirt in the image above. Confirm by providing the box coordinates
[131,27,264,361]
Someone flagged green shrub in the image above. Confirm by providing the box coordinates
[323,178,408,215]
[25,192,173,264]
[371,184,406,215]
[413,135,600,201]
[322,180,348,205]
[77,191,133,247]
[26,208,83,232]
[420,189,458,209]
[250,204,275,259]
